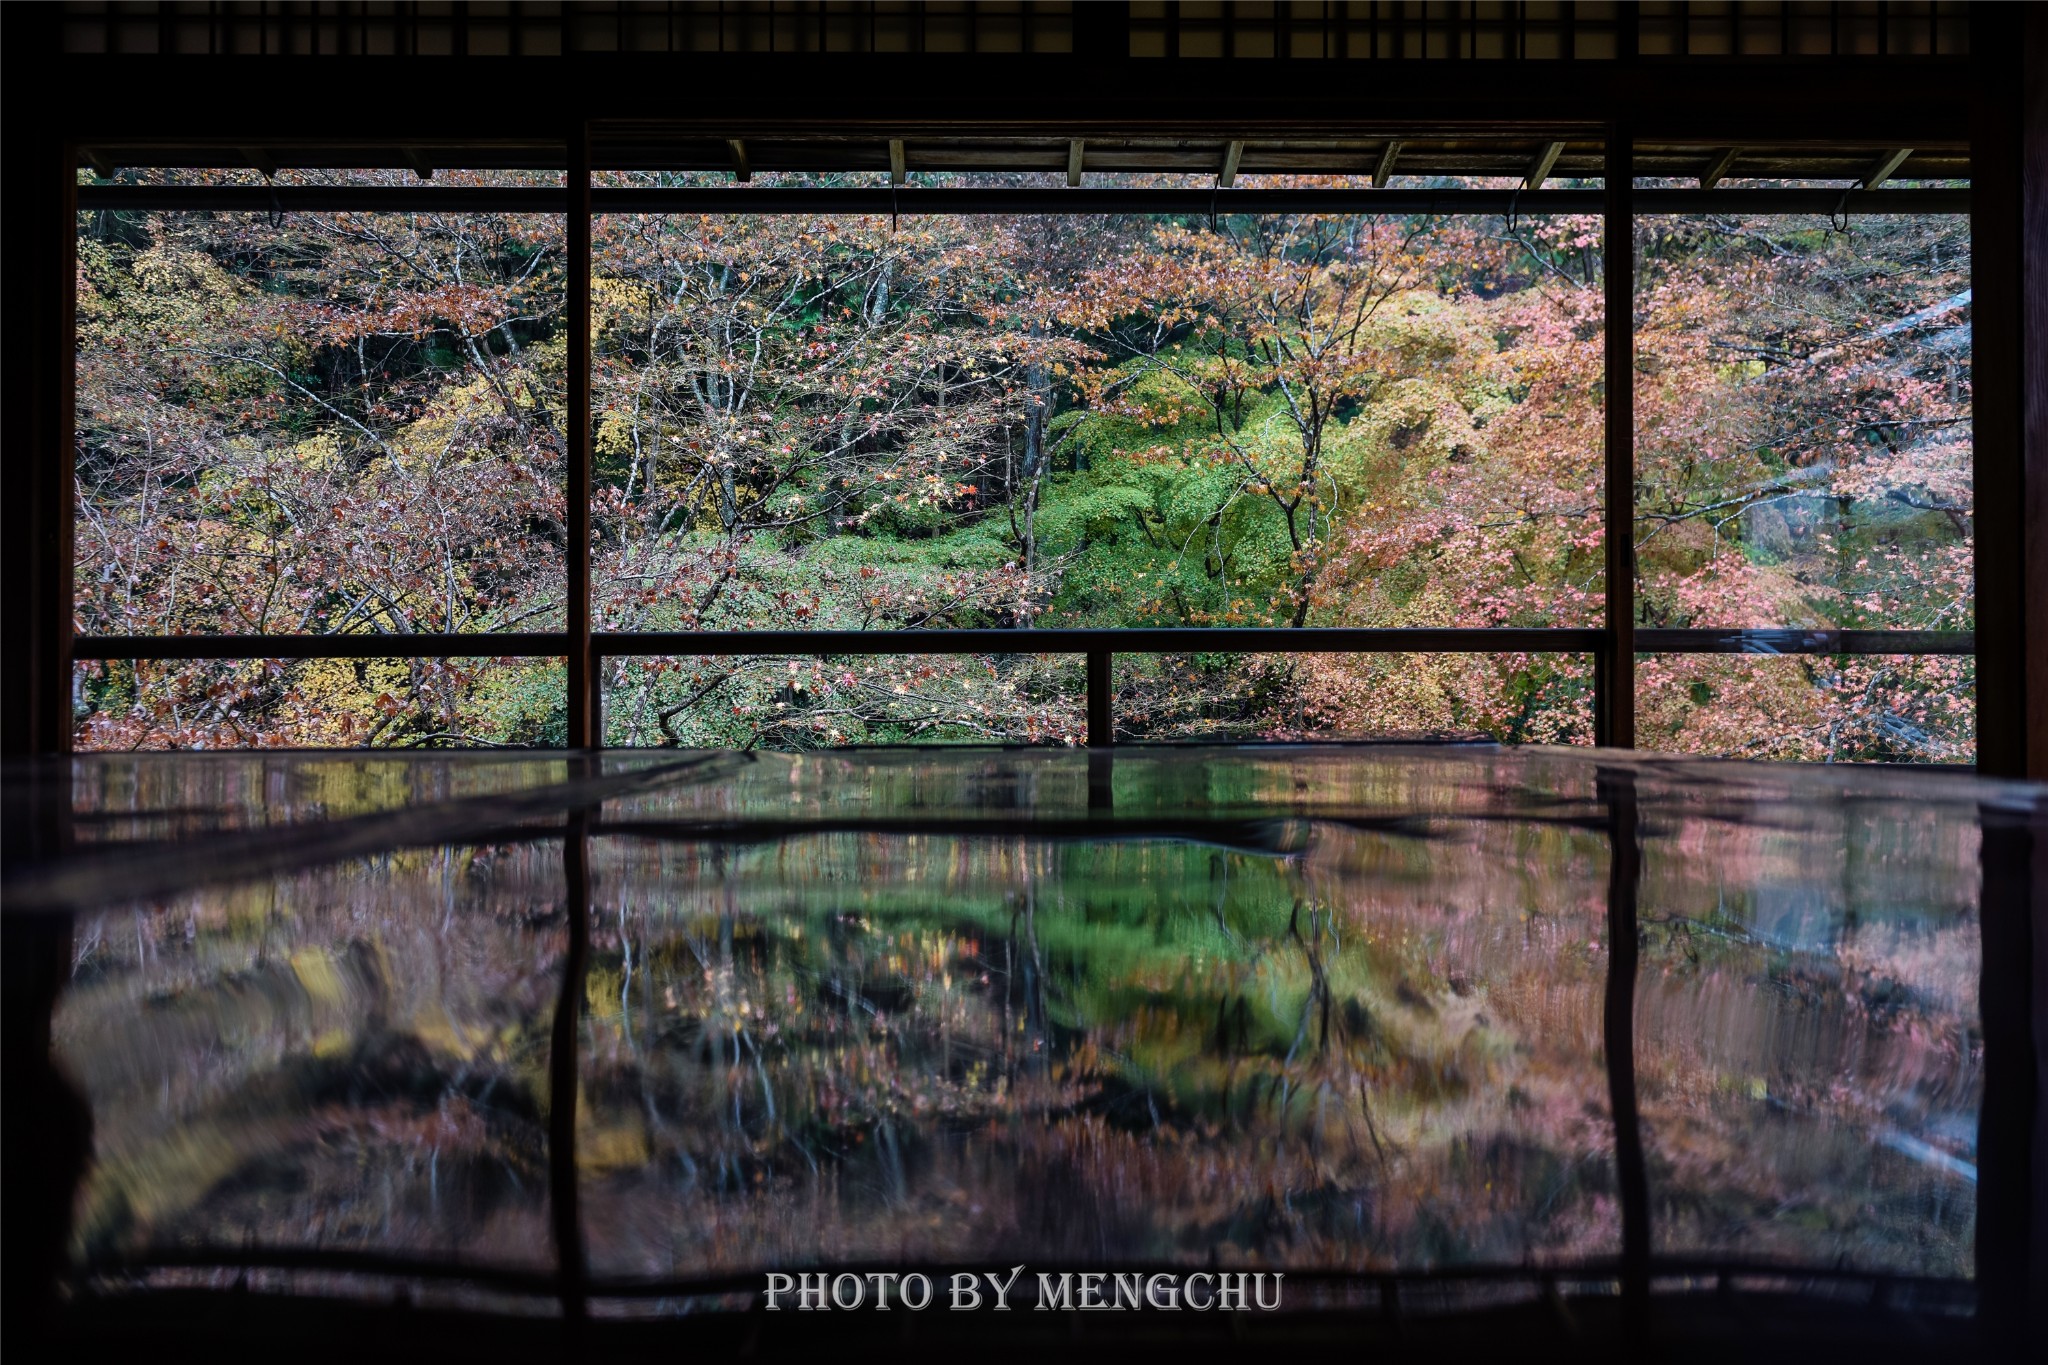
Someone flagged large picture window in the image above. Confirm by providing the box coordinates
[69,158,1974,761]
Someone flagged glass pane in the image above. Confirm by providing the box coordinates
[1636,653,1974,763]
[1634,214,1971,632]
[591,208,1603,643]
[1112,651,1594,743]
[1635,772,1982,1274]
[73,657,567,750]
[75,205,567,637]
[53,844,569,1273]
[601,653,1083,748]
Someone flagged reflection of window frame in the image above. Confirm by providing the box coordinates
[65,172,1974,750]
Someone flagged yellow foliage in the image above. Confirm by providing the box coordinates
[288,948,348,1009]
[576,1100,652,1174]
[288,431,346,469]
[592,274,657,327]
[596,411,640,460]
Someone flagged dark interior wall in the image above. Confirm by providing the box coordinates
[2,7,70,760]
[3,2,2040,774]
[1969,1,2048,784]
[2025,3,2048,784]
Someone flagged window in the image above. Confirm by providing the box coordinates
[1632,209,1974,761]
[70,154,1974,760]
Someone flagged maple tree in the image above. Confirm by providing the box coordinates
[74,172,569,746]
[586,204,1101,746]
[1632,211,1973,761]
[1041,203,1605,741]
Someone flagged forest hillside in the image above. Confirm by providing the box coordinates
[74,173,1973,759]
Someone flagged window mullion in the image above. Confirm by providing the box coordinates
[568,124,596,747]
[1600,124,1637,750]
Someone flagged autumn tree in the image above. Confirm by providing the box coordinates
[588,206,1092,747]
[74,172,569,746]
[1633,212,1973,760]
[70,174,1971,760]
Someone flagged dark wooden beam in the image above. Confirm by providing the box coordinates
[591,627,1603,657]
[70,635,569,660]
[1219,138,1244,188]
[29,51,1979,151]
[1599,125,1635,750]
[70,627,1968,661]
[1,81,76,758]
[1699,145,1741,189]
[567,126,595,747]
[72,184,1974,216]
[1086,650,1111,745]
[888,137,905,185]
[1971,9,2044,785]
[1523,139,1565,189]
[57,136,1971,181]
[54,142,78,757]
[1071,0,1130,61]
[1373,138,1401,188]
[726,137,750,183]
[1971,15,2045,1362]
[1858,146,1913,188]
[400,147,434,180]
[2029,2,2048,785]
[1066,138,1084,187]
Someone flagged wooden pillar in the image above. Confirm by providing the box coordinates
[3,75,76,758]
[1970,3,2044,781]
[567,124,597,747]
[2030,5,2048,783]
[1086,649,1113,746]
[1968,17,2045,1360]
[1969,11,2045,1359]
[1598,123,1636,749]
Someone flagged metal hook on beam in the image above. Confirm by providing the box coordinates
[1829,186,1853,235]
